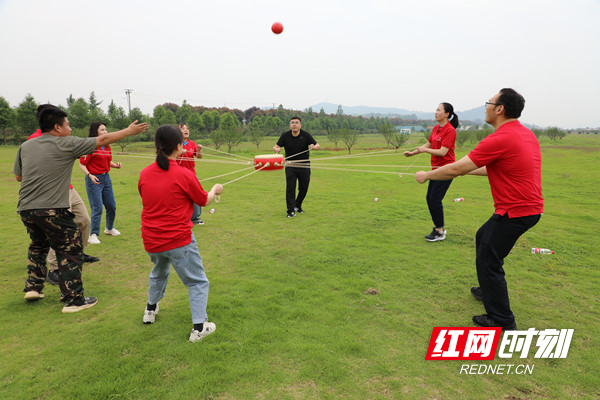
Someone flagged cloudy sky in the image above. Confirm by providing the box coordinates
[1,0,599,128]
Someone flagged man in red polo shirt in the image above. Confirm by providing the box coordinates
[415,88,543,330]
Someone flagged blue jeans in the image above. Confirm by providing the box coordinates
[85,173,116,235]
[146,234,209,324]
[192,203,202,223]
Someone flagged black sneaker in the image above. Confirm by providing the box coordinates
[472,314,517,331]
[294,207,303,214]
[62,297,98,313]
[192,219,204,225]
[471,287,483,301]
[287,211,296,218]
[46,271,59,286]
[425,228,446,242]
[83,253,100,263]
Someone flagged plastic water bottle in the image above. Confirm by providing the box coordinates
[453,198,464,202]
[531,248,554,254]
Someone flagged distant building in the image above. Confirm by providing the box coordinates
[394,125,424,133]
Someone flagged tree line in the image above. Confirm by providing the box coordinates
[0,93,569,152]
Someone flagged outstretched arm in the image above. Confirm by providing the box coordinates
[96,120,149,147]
[404,142,431,157]
[415,155,479,183]
[419,145,449,157]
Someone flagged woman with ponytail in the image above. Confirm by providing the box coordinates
[138,125,223,342]
[404,102,458,242]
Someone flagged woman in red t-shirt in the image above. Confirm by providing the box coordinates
[79,121,123,244]
[138,124,223,342]
[404,102,458,242]
[177,123,204,225]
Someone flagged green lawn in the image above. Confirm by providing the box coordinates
[0,134,598,399]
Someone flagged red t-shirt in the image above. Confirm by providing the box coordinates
[468,120,543,218]
[28,130,42,140]
[138,159,208,253]
[176,140,199,172]
[29,130,74,190]
[428,124,456,167]
[80,145,112,174]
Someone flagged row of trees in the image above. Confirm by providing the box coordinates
[0,92,432,146]
[0,93,569,150]
[452,125,568,148]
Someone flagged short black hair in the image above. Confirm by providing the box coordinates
[498,88,525,119]
[88,121,106,138]
[37,104,67,133]
[290,116,301,123]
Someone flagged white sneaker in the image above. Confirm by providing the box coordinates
[88,234,101,244]
[104,228,121,236]
[143,304,159,324]
[24,290,45,301]
[189,322,216,342]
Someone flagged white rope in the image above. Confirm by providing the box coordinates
[201,145,252,161]
[101,147,425,179]
[404,152,423,174]
[221,163,271,186]
[286,161,433,169]
[308,148,401,161]
[199,166,255,182]
[100,150,249,165]
[199,158,250,165]
[287,163,414,176]
[283,148,311,160]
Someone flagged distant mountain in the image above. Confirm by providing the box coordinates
[309,102,486,123]
[458,106,486,123]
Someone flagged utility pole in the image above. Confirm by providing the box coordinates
[124,89,133,114]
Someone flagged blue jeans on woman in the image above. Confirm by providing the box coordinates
[146,234,209,324]
[85,173,116,235]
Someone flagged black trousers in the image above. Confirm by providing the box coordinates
[426,179,453,228]
[476,213,541,326]
[285,167,311,213]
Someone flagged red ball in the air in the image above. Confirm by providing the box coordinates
[271,22,283,34]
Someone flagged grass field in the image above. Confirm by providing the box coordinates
[0,134,598,399]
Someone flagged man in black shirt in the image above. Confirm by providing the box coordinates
[273,117,320,217]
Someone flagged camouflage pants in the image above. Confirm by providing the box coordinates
[19,209,85,306]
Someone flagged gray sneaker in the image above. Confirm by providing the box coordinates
[189,322,216,342]
[46,271,59,286]
[425,228,446,242]
[143,304,159,324]
[62,297,98,313]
